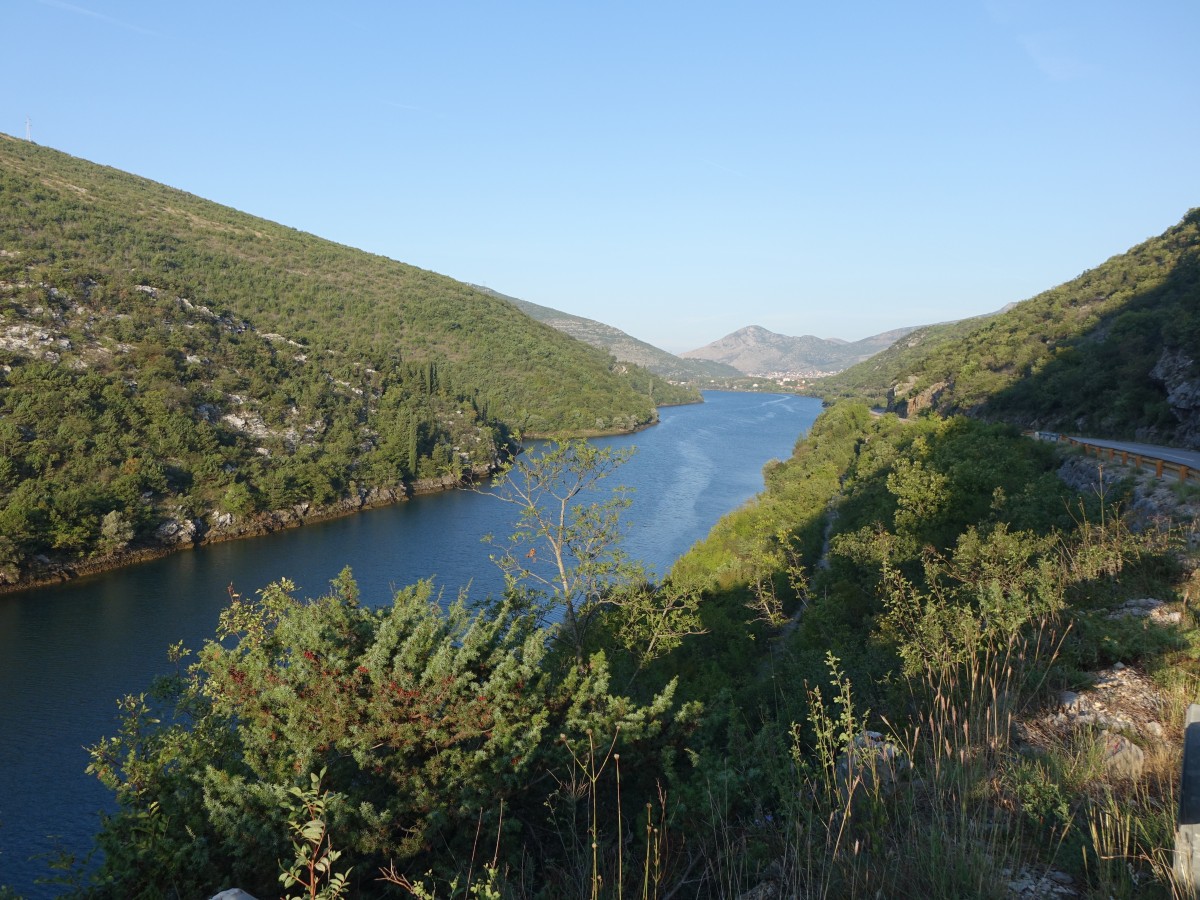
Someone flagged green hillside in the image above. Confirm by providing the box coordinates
[0,135,687,585]
[18,146,1198,894]
[813,314,999,404]
[815,210,1200,446]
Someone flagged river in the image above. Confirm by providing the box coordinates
[0,391,822,897]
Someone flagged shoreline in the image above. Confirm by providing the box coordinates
[0,474,462,598]
[0,411,688,598]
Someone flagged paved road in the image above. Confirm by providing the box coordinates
[1063,436,1200,470]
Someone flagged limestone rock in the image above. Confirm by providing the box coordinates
[1108,597,1164,619]
[154,517,201,545]
[1099,731,1145,781]
[1150,348,1200,450]
[1107,597,1183,625]
[835,730,907,808]
[1005,865,1077,897]
[737,877,782,900]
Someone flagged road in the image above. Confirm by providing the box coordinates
[1062,436,1200,470]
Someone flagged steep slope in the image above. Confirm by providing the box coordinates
[682,324,917,375]
[814,315,999,405]
[476,286,739,382]
[816,210,1200,447]
[0,135,675,585]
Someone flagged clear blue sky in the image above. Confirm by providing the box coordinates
[5,1,1198,352]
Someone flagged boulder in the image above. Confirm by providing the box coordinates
[1099,731,1144,781]
[154,517,200,545]
[835,730,907,808]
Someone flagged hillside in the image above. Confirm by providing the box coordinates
[78,397,1200,897]
[681,323,918,376]
[475,285,741,381]
[0,135,692,587]
[813,314,999,403]
[815,210,1200,448]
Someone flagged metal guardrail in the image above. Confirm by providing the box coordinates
[1028,432,1198,485]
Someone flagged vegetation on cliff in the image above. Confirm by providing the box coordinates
[816,210,1200,447]
[0,135,694,584]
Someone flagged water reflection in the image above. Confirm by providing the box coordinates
[0,391,821,896]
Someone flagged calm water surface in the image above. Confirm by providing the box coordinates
[0,391,821,896]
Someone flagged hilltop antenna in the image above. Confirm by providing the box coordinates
[25,116,32,142]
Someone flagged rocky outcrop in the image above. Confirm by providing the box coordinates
[887,378,950,418]
[1018,660,1173,773]
[1056,449,1200,538]
[1056,455,1125,495]
[155,516,204,545]
[1150,348,1200,449]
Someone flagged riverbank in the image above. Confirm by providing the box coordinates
[0,411,686,597]
[0,390,818,900]
[0,468,499,597]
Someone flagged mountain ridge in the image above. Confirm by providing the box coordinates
[473,286,742,381]
[681,323,920,376]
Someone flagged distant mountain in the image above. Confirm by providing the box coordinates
[681,324,918,376]
[816,210,1200,448]
[475,287,741,381]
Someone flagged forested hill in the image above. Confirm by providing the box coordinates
[474,285,741,381]
[0,134,692,586]
[816,210,1200,448]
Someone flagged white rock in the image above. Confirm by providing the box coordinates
[1099,731,1144,781]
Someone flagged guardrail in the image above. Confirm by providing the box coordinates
[1029,432,1198,486]
[1031,433,1200,887]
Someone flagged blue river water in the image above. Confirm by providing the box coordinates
[0,390,822,896]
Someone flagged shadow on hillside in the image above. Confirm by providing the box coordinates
[963,214,1200,444]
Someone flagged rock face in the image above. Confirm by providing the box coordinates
[1021,662,1172,764]
[1005,865,1078,897]
[1107,597,1183,626]
[887,378,950,418]
[1151,348,1200,449]
[835,730,908,811]
[154,517,203,545]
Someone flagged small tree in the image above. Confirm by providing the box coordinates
[0,534,22,584]
[98,509,135,554]
[485,439,702,664]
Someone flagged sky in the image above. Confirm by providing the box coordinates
[4,1,1198,353]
